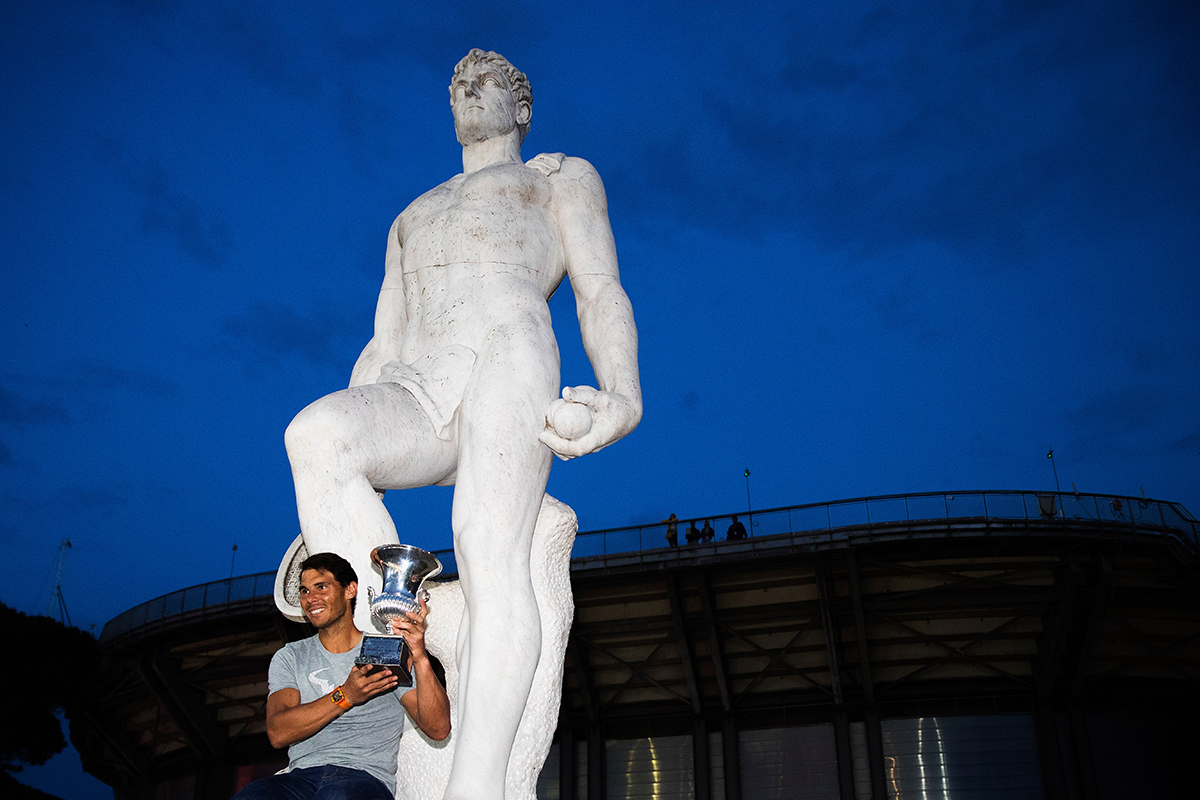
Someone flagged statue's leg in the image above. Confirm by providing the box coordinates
[285,383,457,631]
[442,336,557,800]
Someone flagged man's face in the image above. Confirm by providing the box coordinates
[450,59,528,145]
[299,568,355,629]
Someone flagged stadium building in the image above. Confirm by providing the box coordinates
[73,490,1200,800]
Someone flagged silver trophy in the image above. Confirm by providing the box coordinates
[355,544,442,685]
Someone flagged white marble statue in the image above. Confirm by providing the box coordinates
[395,494,578,800]
[282,49,641,800]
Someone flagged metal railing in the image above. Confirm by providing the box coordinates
[569,489,1199,559]
[100,489,1197,644]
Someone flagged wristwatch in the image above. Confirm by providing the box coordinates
[330,686,352,710]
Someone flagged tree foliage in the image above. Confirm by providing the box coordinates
[0,602,99,790]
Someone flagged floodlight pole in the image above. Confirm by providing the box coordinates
[745,469,753,537]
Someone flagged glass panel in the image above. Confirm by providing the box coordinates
[1158,503,1195,534]
[866,497,909,525]
[1058,494,1100,521]
[828,501,869,530]
[145,596,166,623]
[881,715,1043,799]
[740,726,839,800]
[789,506,830,535]
[253,573,274,598]
[228,576,256,603]
[606,735,693,800]
[983,493,1027,520]
[749,510,791,537]
[572,533,607,559]
[604,528,642,556]
[945,493,986,518]
[161,591,186,618]
[906,495,948,522]
[1026,493,1058,519]
[183,586,207,612]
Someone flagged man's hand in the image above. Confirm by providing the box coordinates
[386,596,431,665]
[539,385,640,460]
[340,662,400,707]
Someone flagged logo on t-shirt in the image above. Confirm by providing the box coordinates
[308,668,335,694]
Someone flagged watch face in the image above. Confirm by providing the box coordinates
[332,689,344,702]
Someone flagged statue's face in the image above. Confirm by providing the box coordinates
[451,59,529,145]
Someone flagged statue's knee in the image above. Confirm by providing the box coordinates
[284,401,341,463]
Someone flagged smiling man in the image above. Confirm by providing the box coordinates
[284,49,641,800]
[235,552,449,799]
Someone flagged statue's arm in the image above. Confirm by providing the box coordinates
[540,157,642,459]
[349,215,407,388]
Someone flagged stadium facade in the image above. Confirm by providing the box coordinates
[73,490,1200,800]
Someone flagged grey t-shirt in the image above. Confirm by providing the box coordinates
[268,635,412,792]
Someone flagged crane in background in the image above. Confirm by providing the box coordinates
[44,537,72,626]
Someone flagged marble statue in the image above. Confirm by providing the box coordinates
[395,495,578,800]
[282,49,641,800]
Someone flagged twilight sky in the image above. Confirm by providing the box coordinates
[4,0,1199,661]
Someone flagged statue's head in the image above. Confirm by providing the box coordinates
[449,49,532,143]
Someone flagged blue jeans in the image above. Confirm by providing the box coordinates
[233,765,393,800]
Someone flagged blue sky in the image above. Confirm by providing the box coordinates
[2,2,1198,793]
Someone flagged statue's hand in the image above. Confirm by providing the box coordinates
[539,385,639,460]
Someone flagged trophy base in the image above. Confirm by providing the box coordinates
[356,634,413,686]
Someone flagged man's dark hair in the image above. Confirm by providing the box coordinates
[300,552,359,613]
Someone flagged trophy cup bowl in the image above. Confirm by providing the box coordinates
[355,544,442,686]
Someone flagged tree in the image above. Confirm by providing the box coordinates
[0,602,99,799]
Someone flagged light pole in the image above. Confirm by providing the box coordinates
[744,468,753,537]
[1047,448,1062,494]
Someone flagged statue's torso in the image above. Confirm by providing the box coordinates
[396,161,564,359]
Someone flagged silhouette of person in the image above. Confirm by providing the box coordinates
[726,515,747,540]
[700,519,715,543]
[685,520,701,544]
[663,513,679,547]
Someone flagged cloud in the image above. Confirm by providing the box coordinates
[2,483,129,514]
[210,4,324,99]
[60,484,128,511]
[126,160,232,266]
[90,134,231,266]
[57,358,177,398]
[1170,430,1200,455]
[220,300,361,370]
[609,1,1199,264]
[0,382,70,429]
[1067,384,1163,435]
